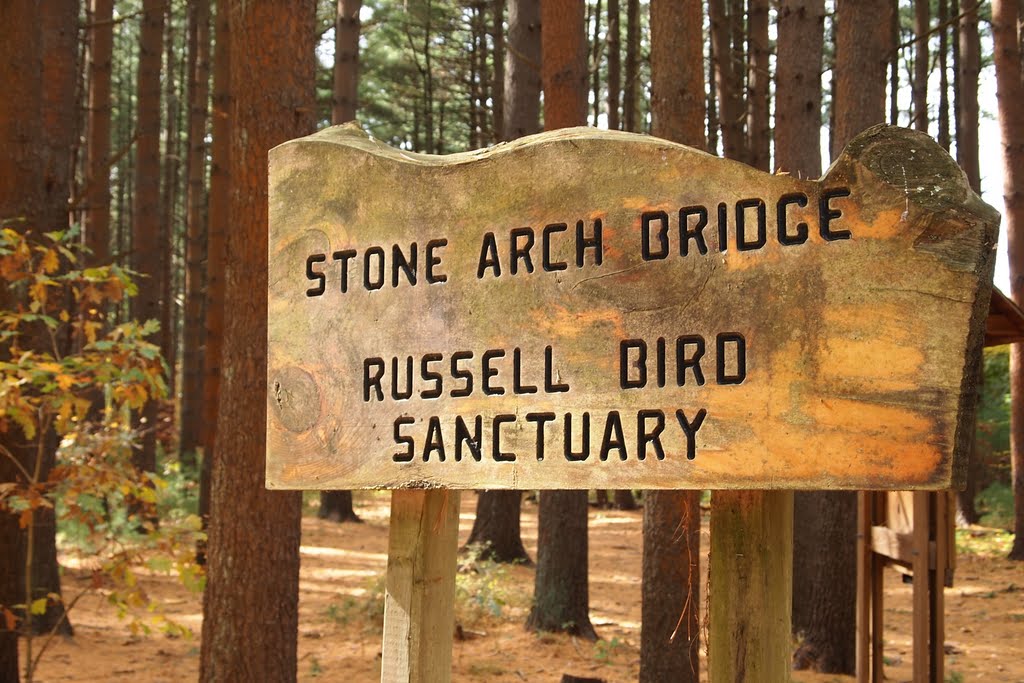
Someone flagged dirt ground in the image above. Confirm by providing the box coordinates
[22,493,1024,682]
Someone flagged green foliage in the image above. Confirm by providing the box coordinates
[976,481,1014,531]
[593,636,625,663]
[955,525,1014,557]
[976,346,1011,459]
[455,543,521,624]
[0,225,204,672]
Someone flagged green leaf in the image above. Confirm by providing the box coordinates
[30,597,48,615]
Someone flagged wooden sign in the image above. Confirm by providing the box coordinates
[266,124,998,491]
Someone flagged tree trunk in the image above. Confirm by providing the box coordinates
[198,1,315,680]
[527,0,595,640]
[938,0,950,150]
[504,0,541,140]
[160,3,181,400]
[709,0,745,162]
[913,0,930,132]
[795,1,892,671]
[613,489,636,510]
[606,0,620,130]
[86,0,113,265]
[465,491,531,563]
[993,0,1024,562]
[957,0,981,193]
[131,0,165,474]
[34,0,80,637]
[197,0,231,566]
[491,0,506,142]
[590,0,602,126]
[746,0,770,171]
[180,0,211,464]
[890,0,899,125]
[0,0,43,676]
[623,0,639,132]
[641,3,704,679]
[319,0,363,524]
[777,0,825,642]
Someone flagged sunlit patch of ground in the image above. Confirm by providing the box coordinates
[22,493,1024,682]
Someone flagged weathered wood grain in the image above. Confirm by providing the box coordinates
[266,123,998,490]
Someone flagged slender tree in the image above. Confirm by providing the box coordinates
[464,0,541,563]
[527,0,596,640]
[179,0,211,463]
[777,0,825,643]
[86,0,113,265]
[913,0,930,132]
[957,0,981,194]
[320,0,364,524]
[938,0,950,150]
[623,0,639,131]
[747,0,771,170]
[491,0,506,142]
[796,0,892,672]
[590,0,603,126]
[993,0,1024,562]
[199,1,315,679]
[131,0,165,474]
[710,0,745,162]
[606,0,620,130]
[642,5,705,679]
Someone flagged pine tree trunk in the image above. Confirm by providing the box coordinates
[34,0,80,637]
[623,0,639,131]
[777,0,825,642]
[198,0,231,566]
[180,0,211,464]
[319,0,363,524]
[160,4,180,399]
[606,0,620,130]
[504,0,541,140]
[465,491,531,563]
[890,0,899,125]
[795,0,892,671]
[913,0,930,132]
[957,0,981,193]
[938,0,950,149]
[709,0,745,162]
[993,0,1024,562]
[132,0,165,474]
[641,3,705,678]
[613,489,636,510]
[0,0,43,676]
[86,0,113,265]
[198,1,315,680]
[746,0,770,171]
[528,0,596,641]
[491,0,506,142]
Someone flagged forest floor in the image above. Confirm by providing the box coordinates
[22,492,1024,683]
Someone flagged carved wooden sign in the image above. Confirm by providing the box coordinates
[266,124,997,491]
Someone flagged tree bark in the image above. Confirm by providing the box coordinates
[0,0,43,676]
[709,0,745,162]
[993,0,1024,562]
[197,0,231,566]
[131,0,165,474]
[86,0,113,265]
[623,0,639,132]
[319,0,363,524]
[198,1,315,680]
[938,0,950,150]
[180,0,211,464]
[777,0,825,643]
[590,0,602,126]
[527,0,595,640]
[465,491,531,563]
[641,3,704,679]
[606,0,620,130]
[34,0,81,637]
[160,3,181,398]
[795,1,892,671]
[957,0,981,193]
[747,0,771,171]
[913,0,930,132]
[504,0,541,140]
[491,0,506,142]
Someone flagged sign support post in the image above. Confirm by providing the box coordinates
[709,490,794,681]
[381,490,461,683]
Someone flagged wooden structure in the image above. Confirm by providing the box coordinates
[266,124,998,681]
[857,287,1024,683]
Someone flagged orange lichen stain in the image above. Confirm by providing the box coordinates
[845,204,906,241]
[822,303,921,344]
[530,303,627,340]
[621,196,659,212]
[805,397,932,438]
[819,337,924,382]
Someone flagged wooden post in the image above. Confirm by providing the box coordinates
[381,490,461,683]
[709,490,793,683]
